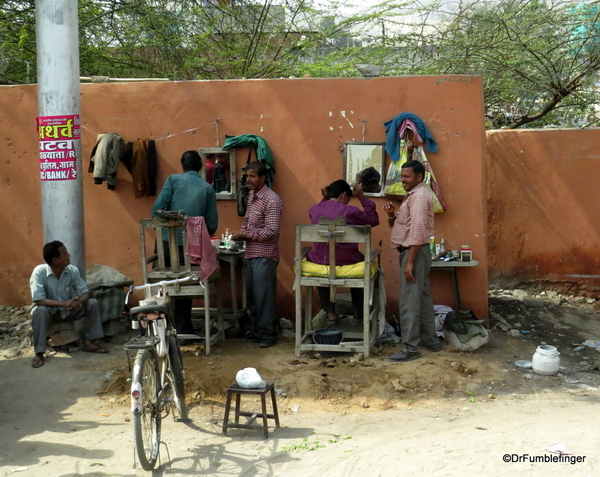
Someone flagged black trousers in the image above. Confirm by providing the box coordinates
[245,257,278,341]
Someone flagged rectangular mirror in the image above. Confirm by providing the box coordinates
[199,147,237,200]
[343,142,386,197]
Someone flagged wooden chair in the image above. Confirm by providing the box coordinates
[140,217,224,355]
[294,217,381,358]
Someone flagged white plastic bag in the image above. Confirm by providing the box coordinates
[236,367,266,389]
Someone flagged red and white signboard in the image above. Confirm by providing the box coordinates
[36,115,81,181]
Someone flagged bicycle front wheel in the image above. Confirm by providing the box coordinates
[167,335,188,421]
[132,348,161,470]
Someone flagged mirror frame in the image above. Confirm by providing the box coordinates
[343,141,386,197]
[199,147,237,200]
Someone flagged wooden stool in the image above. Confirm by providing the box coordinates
[222,381,280,438]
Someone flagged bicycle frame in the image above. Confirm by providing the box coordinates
[125,276,195,415]
[128,318,174,415]
[125,276,195,470]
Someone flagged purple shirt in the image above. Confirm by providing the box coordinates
[307,196,380,266]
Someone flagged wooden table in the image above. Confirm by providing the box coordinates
[216,248,247,325]
[431,260,479,310]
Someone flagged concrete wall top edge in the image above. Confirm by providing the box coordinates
[487,127,600,135]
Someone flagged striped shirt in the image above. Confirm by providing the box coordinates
[241,185,283,262]
[390,182,434,248]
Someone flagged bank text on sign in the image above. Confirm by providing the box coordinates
[36,115,80,181]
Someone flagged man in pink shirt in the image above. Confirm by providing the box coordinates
[383,160,440,362]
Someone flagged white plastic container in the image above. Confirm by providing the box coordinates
[460,245,473,262]
[532,345,560,376]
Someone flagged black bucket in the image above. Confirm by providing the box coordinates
[313,329,343,357]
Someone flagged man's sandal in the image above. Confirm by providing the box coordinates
[31,355,45,368]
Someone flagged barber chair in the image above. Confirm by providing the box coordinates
[294,217,382,358]
[140,217,224,355]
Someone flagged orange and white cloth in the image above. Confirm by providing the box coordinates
[186,217,218,282]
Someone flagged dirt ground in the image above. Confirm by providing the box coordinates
[1,288,600,476]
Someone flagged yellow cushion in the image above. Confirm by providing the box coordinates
[300,258,378,278]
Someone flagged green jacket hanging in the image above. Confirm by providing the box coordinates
[223,134,275,187]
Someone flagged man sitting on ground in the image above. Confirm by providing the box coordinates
[307,179,380,324]
[30,241,108,368]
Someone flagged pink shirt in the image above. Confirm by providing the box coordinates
[390,182,434,248]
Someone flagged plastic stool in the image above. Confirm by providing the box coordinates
[222,381,280,438]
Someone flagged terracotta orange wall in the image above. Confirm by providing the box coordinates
[487,129,600,287]
[0,76,488,318]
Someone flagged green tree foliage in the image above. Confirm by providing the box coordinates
[1,0,599,128]
[0,1,36,83]
[1,0,327,82]
[386,0,600,128]
[304,0,600,128]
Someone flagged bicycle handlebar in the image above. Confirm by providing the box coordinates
[125,275,200,303]
[132,274,199,291]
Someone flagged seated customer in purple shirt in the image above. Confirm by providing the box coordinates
[307,179,380,324]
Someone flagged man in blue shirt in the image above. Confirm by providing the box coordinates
[151,150,219,335]
[30,241,107,369]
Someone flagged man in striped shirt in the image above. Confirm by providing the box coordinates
[383,160,440,362]
[232,162,283,348]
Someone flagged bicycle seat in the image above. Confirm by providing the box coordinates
[130,304,169,315]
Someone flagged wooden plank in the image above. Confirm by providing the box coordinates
[298,226,371,243]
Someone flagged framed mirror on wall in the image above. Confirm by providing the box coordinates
[343,142,386,197]
[199,148,237,200]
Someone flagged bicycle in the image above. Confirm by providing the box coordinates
[123,275,196,470]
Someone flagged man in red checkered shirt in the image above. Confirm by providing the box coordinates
[232,162,283,348]
[383,160,441,362]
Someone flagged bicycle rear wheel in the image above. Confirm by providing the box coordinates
[132,348,161,470]
[167,335,188,421]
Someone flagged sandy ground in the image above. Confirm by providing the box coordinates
[0,333,600,477]
[1,293,600,476]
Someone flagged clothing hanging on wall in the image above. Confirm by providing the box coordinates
[88,135,156,198]
[88,133,126,190]
[382,112,447,213]
[120,142,134,174]
[131,138,157,198]
[383,112,438,163]
[223,134,275,187]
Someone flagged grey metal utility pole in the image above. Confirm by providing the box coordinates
[35,0,86,275]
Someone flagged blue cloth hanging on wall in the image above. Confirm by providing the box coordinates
[384,112,438,162]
